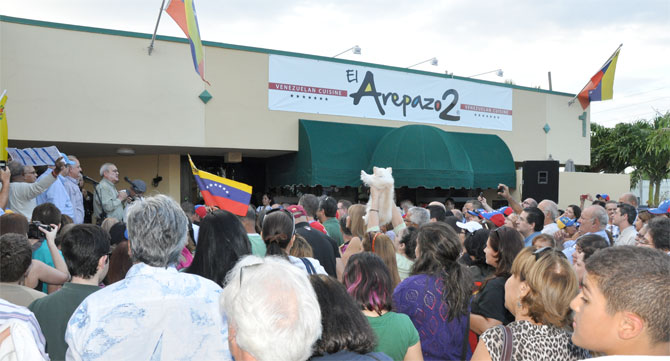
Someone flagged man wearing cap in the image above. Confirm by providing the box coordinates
[286,204,341,278]
[7,158,67,219]
[35,154,76,220]
[517,207,544,247]
[93,163,127,223]
[613,203,637,246]
[62,155,84,224]
[480,211,505,228]
[648,200,670,218]
[463,199,484,222]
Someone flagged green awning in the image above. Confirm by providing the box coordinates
[268,119,516,189]
[368,125,474,188]
[269,120,391,187]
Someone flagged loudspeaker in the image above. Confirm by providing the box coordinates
[522,161,559,203]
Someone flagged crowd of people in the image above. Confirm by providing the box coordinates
[0,158,669,360]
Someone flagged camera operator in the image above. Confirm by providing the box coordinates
[29,202,70,294]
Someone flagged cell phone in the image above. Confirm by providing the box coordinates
[479,192,484,198]
[0,160,5,170]
[498,186,504,193]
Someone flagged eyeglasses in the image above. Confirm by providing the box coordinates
[533,246,567,261]
[262,208,295,237]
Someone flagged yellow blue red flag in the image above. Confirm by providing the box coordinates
[166,0,210,85]
[0,90,8,161]
[576,45,621,110]
[188,155,252,216]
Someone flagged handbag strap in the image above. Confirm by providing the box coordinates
[498,324,513,361]
[300,257,316,275]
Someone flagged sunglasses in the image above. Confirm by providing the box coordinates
[262,208,295,237]
[533,246,567,261]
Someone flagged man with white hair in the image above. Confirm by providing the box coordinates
[93,162,127,223]
[405,207,430,228]
[563,205,610,262]
[538,199,560,236]
[61,155,84,224]
[221,255,322,361]
[65,195,231,360]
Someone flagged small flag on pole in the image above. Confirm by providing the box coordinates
[165,0,210,85]
[571,45,622,110]
[189,155,252,216]
[0,90,8,161]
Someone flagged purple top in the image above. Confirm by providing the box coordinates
[392,274,471,361]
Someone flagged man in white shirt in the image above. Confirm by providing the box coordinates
[613,203,637,246]
[65,195,231,360]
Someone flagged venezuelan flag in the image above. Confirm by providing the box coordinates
[189,155,252,216]
[577,45,621,110]
[166,0,209,84]
[0,90,7,161]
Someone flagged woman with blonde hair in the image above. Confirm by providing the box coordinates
[472,247,589,361]
[341,191,406,268]
[368,233,401,289]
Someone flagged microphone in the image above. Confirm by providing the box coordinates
[82,175,99,185]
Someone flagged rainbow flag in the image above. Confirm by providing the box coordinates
[0,90,7,161]
[165,0,209,84]
[189,155,252,216]
[576,45,621,110]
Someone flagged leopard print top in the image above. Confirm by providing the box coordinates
[480,320,590,361]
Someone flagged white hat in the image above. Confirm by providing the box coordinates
[456,221,483,234]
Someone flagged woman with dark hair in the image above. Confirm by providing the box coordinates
[463,228,494,292]
[256,193,272,213]
[562,204,581,220]
[260,208,327,275]
[185,210,252,287]
[104,240,134,285]
[393,222,472,360]
[472,247,588,360]
[470,226,524,335]
[344,253,423,361]
[309,274,392,360]
[572,233,609,284]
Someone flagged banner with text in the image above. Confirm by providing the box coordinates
[268,55,513,131]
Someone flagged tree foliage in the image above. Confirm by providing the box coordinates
[586,112,670,206]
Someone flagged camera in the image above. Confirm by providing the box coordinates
[27,221,53,239]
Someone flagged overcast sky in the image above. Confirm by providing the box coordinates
[3,0,669,127]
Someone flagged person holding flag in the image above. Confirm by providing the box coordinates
[188,155,252,217]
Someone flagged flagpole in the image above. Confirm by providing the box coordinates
[568,43,623,106]
[148,0,167,55]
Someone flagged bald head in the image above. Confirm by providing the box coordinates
[618,193,638,208]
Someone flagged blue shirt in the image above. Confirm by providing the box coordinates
[563,229,610,263]
[62,175,84,224]
[65,263,231,360]
[523,231,542,247]
[35,172,74,219]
